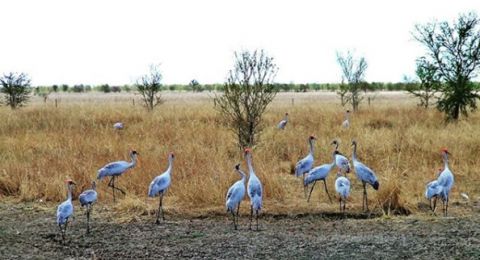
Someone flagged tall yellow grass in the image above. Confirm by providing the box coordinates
[0,92,478,216]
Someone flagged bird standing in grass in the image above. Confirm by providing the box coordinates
[113,122,124,130]
[148,152,174,224]
[245,148,263,231]
[351,140,379,211]
[335,171,350,213]
[57,179,76,244]
[304,149,336,203]
[277,112,288,130]
[226,164,246,230]
[342,110,350,128]
[437,148,454,217]
[97,150,138,202]
[79,181,97,234]
[331,140,351,174]
[295,135,316,196]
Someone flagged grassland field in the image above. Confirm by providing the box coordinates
[0,91,479,259]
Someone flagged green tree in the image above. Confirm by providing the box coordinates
[0,72,32,109]
[136,64,164,111]
[336,50,368,111]
[214,49,278,149]
[414,12,480,121]
[406,57,441,108]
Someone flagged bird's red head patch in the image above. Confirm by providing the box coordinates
[65,179,75,185]
[244,148,251,154]
[309,135,316,140]
[440,147,448,153]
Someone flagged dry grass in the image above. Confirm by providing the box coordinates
[0,92,479,218]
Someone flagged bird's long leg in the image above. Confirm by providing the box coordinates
[362,182,367,211]
[236,202,241,229]
[323,179,333,203]
[365,185,369,212]
[343,198,346,213]
[108,176,116,203]
[112,176,126,195]
[249,205,253,230]
[445,196,449,217]
[156,194,162,224]
[307,181,317,203]
[339,197,342,212]
[58,223,64,243]
[256,209,259,231]
[63,218,69,244]
[302,174,307,198]
[232,210,237,230]
[86,205,91,234]
[432,197,437,215]
[160,194,165,221]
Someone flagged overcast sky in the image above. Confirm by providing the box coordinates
[0,0,478,86]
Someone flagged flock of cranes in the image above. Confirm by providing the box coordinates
[56,111,455,243]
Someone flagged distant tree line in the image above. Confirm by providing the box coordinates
[29,81,480,95]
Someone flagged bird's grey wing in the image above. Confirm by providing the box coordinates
[58,202,73,216]
[249,181,262,197]
[357,163,377,182]
[104,161,127,170]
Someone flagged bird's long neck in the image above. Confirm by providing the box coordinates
[331,151,337,166]
[237,169,246,183]
[284,114,288,122]
[345,112,350,120]
[166,157,174,176]
[129,154,138,168]
[308,139,314,155]
[67,185,72,201]
[246,154,256,178]
[443,153,449,170]
[352,143,357,161]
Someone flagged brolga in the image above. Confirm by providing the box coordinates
[342,110,350,128]
[425,171,443,214]
[148,152,174,224]
[225,163,246,230]
[245,148,263,231]
[304,149,335,203]
[113,122,124,130]
[97,150,139,202]
[437,148,454,217]
[335,170,351,213]
[79,181,97,234]
[295,135,316,196]
[56,179,76,244]
[277,112,289,130]
[331,140,351,174]
[351,140,379,211]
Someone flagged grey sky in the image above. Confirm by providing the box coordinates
[0,0,478,85]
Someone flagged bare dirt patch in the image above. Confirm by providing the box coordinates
[1,203,479,259]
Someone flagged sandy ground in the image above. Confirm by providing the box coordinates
[1,203,479,259]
